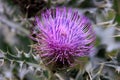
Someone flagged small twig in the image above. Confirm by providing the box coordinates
[115,27,120,31]
[96,21,117,27]
[112,35,120,37]
[0,59,4,66]
[0,15,30,35]
[93,63,104,79]
[55,73,64,80]
[87,72,92,80]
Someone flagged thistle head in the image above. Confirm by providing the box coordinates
[32,7,96,70]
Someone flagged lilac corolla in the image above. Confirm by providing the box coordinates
[32,8,96,68]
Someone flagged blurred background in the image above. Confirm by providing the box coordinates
[0,0,120,80]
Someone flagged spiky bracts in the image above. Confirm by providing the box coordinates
[32,7,96,68]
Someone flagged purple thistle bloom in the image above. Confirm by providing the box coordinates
[32,8,96,68]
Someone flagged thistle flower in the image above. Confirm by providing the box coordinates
[32,8,96,69]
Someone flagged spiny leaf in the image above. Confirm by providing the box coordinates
[0,48,42,69]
